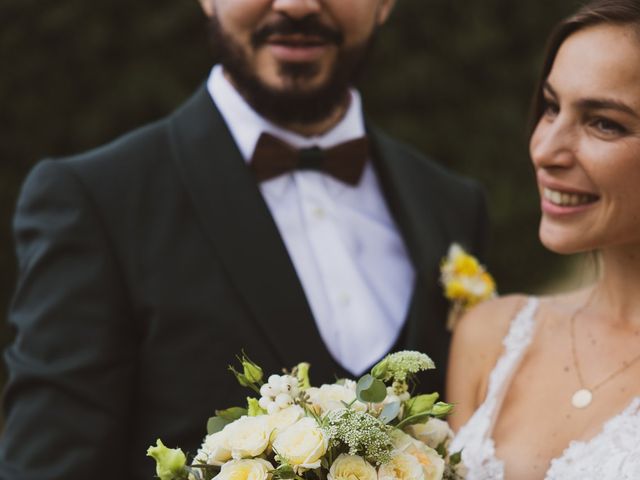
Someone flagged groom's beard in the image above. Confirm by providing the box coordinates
[208,16,376,126]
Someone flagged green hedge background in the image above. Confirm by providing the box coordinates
[1,1,579,398]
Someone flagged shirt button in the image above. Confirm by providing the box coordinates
[338,292,351,307]
[313,206,326,219]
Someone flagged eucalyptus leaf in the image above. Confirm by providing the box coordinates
[207,416,230,435]
[356,374,387,403]
[378,400,401,424]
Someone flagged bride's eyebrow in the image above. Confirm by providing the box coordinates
[577,98,638,117]
[544,80,638,117]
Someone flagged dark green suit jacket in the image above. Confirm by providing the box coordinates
[0,85,488,479]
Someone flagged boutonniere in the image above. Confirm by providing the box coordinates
[440,243,496,331]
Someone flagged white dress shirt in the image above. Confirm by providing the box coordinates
[207,65,415,375]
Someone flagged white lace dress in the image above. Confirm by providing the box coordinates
[450,297,640,480]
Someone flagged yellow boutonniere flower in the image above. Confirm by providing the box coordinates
[440,244,496,330]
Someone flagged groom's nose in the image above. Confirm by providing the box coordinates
[272,0,322,19]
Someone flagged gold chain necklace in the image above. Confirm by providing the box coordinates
[569,291,640,408]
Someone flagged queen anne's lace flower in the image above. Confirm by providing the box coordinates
[324,409,394,465]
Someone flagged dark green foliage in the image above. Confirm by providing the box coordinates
[0,1,580,398]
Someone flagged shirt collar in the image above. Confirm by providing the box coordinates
[206,64,367,164]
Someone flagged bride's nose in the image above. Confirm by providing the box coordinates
[529,116,577,170]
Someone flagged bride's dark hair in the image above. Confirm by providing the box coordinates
[529,0,640,133]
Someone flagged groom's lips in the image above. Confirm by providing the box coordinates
[266,34,332,62]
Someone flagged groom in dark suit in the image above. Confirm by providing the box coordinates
[1,0,488,478]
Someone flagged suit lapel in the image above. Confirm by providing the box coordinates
[167,86,335,370]
[367,125,451,373]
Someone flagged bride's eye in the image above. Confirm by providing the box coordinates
[590,117,627,136]
[542,96,559,118]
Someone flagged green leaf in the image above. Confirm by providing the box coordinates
[272,464,296,479]
[404,393,439,417]
[395,411,433,430]
[247,397,267,416]
[215,406,247,421]
[356,374,387,403]
[431,401,454,417]
[370,356,390,380]
[450,450,462,465]
[206,416,230,435]
[379,401,401,424]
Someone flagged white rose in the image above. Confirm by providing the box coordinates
[328,454,377,480]
[306,384,366,413]
[213,458,273,480]
[223,416,271,459]
[193,431,232,466]
[266,405,305,436]
[406,418,453,449]
[272,417,328,471]
[389,431,444,480]
[401,439,445,480]
[390,430,415,451]
[378,452,424,480]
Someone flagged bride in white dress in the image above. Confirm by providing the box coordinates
[446,1,640,478]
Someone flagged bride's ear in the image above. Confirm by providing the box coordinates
[199,0,215,18]
[375,0,397,26]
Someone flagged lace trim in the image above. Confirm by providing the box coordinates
[451,298,539,480]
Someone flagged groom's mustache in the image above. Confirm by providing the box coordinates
[252,16,344,48]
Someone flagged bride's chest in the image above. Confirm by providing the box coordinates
[491,356,640,479]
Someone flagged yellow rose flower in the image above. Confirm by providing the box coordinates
[272,417,328,472]
[453,253,480,276]
[402,441,444,480]
[406,418,453,449]
[193,431,232,466]
[224,416,271,459]
[377,451,424,480]
[328,454,377,480]
[213,458,273,480]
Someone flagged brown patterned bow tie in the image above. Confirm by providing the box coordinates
[249,132,370,186]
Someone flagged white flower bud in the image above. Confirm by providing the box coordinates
[268,375,283,392]
[275,393,293,408]
[258,397,272,410]
[260,383,275,398]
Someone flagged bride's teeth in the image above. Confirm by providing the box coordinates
[543,188,594,207]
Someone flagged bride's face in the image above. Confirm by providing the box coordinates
[530,23,640,254]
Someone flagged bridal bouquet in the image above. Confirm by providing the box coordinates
[147,351,466,480]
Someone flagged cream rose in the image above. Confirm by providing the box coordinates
[213,458,273,480]
[306,383,365,413]
[402,440,444,480]
[266,404,305,437]
[193,431,232,466]
[377,452,424,480]
[406,418,453,449]
[272,417,328,471]
[223,416,271,459]
[328,454,377,480]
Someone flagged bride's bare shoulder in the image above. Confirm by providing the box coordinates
[453,294,531,353]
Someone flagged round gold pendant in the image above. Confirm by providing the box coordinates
[571,388,593,408]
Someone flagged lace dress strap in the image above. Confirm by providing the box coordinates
[450,297,540,480]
